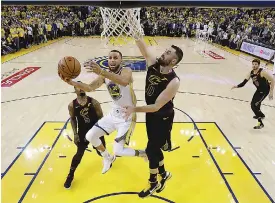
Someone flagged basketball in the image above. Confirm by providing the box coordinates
[58,56,81,79]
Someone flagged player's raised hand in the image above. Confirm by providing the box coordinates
[85,61,102,75]
[59,71,73,85]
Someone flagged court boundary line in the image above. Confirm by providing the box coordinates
[18,119,70,203]
[1,101,115,179]
[1,120,66,178]
[214,122,275,203]
[83,192,174,203]
[1,122,46,179]
[174,107,239,202]
[2,90,275,109]
[2,114,273,202]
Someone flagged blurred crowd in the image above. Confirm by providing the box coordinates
[141,8,275,49]
[1,6,102,55]
[1,6,275,56]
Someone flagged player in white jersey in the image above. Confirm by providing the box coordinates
[62,50,146,174]
[196,21,201,38]
[266,52,275,75]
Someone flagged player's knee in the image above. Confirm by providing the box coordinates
[145,144,157,159]
[85,126,104,147]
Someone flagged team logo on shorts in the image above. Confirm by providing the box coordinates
[88,56,147,71]
[107,82,122,100]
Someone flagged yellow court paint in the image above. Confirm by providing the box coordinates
[196,123,272,203]
[1,37,67,63]
[1,122,65,203]
[2,122,271,203]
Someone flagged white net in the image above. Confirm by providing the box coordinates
[99,7,144,45]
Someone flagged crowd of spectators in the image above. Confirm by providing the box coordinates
[1,6,274,56]
[141,8,275,49]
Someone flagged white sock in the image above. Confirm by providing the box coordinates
[101,150,110,158]
[118,147,136,157]
[113,141,136,157]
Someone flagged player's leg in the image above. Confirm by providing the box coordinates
[86,113,114,152]
[251,90,264,118]
[251,89,269,129]
[86,114,116,173]
[138,114,165,198]
[113,116,146,157]
[139,139,162,198]
[64,142,87,189]
[156,111,174,193]
[93,136,106,157]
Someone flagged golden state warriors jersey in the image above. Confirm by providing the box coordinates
[104,68,136,108]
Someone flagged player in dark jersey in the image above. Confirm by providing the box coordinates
[232,59,274,129]
[64,81,106,189]
[124,37,183,198]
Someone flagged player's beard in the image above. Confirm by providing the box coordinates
[109,64,120,73]
[158,56,170,66]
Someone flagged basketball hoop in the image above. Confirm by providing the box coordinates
[99,7,144,46]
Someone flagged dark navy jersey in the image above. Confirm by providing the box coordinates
[250,68,270,91]
[73,97,99,135]
[145,62,179,114]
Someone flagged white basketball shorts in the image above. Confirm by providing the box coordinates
[95,106,136,145]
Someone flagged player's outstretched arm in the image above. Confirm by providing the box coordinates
[101,68,132,87]
[261,70,274,100]
[135,37,156,67]
[231,72,251,89]
[65,76,105,92]
[124,78,180,115]
[86,61,132,87]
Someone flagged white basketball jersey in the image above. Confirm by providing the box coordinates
[204,24,208,31]
[104,68,136,108]
[196,22,200,29]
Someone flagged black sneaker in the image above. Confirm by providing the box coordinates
[156,172,172,193]
[64,175,74,189]
[253,123,264,129]
[138,181,161,198]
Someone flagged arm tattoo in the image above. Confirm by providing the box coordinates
[68,103,77,135]
[92,99,103,119]
[70,118,78,135]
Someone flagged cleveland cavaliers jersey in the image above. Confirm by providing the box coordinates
[250,68,270,91]
[73,97,99,135]
[104,67,136,108]
[145,61,179,114]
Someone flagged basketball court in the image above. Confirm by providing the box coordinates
[1,35,275,203]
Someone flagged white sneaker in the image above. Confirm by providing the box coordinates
[102,155,116,174]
